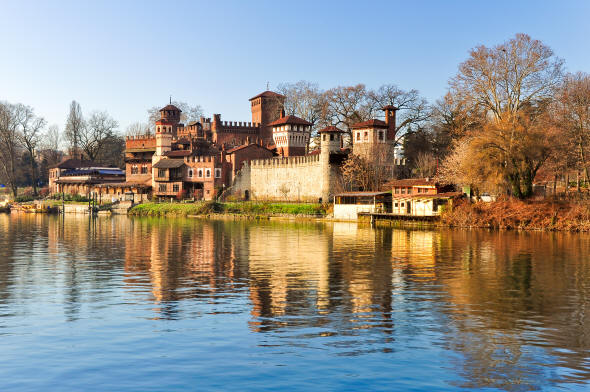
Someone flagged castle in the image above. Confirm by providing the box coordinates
[51,90,402,203]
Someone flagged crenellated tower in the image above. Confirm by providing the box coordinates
[250,90,285,144]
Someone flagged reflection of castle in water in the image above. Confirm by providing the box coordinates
[2,214,590,388]
[100,217,590,386]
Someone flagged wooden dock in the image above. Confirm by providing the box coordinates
[358,212,440,224]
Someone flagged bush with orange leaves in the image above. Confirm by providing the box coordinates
[442,197,590,231]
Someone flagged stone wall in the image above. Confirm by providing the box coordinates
[234,155,326,202]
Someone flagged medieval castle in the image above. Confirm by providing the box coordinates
[50,90,403,203]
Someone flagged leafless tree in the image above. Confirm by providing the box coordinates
[126,122,151,137]
[413,152,438,178]
[450,33,564,122]
[323,84,373,136]
[368,84,430,144]
[80,111,119,163]
[553,72,590,183]
[16,104,46,195]
[64,100,84,159]
[0,103,21,197]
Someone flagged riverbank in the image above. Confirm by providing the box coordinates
[128,201,328,218]
[441,198,590,231]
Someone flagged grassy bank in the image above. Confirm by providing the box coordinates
[442,198,590,231]
[128,201,327,218]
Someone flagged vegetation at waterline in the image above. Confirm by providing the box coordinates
[128,201,327,217]
[442,198,590,231]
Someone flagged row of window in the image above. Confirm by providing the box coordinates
[130,165,149,175]
[187,168,221,178]
[275,134,307,145]
[355,130,385,142]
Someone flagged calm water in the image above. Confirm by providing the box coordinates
[1,214,589,391]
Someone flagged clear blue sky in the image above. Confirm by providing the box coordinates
[1,0,589,132]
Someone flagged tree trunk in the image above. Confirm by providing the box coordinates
[566,173,570,196]
[29,151,37,196]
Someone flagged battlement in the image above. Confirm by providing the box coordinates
[250,154,320,167]
[125,135,157,149]
[219,120,260,129]
[126,134,155,141]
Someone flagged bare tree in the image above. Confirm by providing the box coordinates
[126,122,150,137]
[16,104,46,195]
[368,84,430,144]
[450,33,564,121]
[80,111,119,162]
[554,72,590,183]
[64,100,84,159]
[0,103,21,197]
[324,84,373,136]
[442,34,565,198]
[413,152,438,178]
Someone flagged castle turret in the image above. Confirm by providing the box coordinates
[318,126,345,203]
[155,120,173,156]
[268,114,312,157]
[382,105,398,141]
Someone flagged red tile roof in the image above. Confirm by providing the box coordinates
[319,126,344,133]
[164,150,191,157]
[385,178,437,187]
[249,90,285,101]
[268,115,312,127]
[226,143,273,154]
[159,104,181,112]
[351,119,388,129]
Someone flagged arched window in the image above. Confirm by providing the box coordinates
[157,127,160,132]
[198,169,203,178]
[188,169,193,178]
[206,169,211,178]
[356,132,361,141]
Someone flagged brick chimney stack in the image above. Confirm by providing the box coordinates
[382,105,398,141]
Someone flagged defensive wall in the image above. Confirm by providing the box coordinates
[230,154,333,202]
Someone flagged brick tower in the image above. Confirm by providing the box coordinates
[249,91,285,144]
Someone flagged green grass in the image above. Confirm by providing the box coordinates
[128,201,327,217]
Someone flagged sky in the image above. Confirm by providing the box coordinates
[1,0,589,133]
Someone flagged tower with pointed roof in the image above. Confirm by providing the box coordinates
[269,113,312,157]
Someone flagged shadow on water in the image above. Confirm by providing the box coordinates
[0,213,589,390]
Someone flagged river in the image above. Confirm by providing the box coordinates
[0,214,589,391]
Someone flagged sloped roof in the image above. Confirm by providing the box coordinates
[384,178,437,187]
[268,115,312,127]
[226,143,274,154]
[159,104,181,112]
[153,159,185,169]
[319,126,344,133]
[164,150,191,157]
[351,119,388,129]
[249,90,285,101]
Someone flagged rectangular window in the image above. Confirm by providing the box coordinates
[394,188,400,194]
[401,188,406,194]
[158,184,166,192]
[173,184,180,193]
[214,168,221,178]
[356,132,360,141]
[379,131,384,141]
[158,169,166,178]
[364,132,368,140]
[141,165,148,174]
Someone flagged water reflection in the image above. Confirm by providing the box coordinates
[0,214,589,390]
